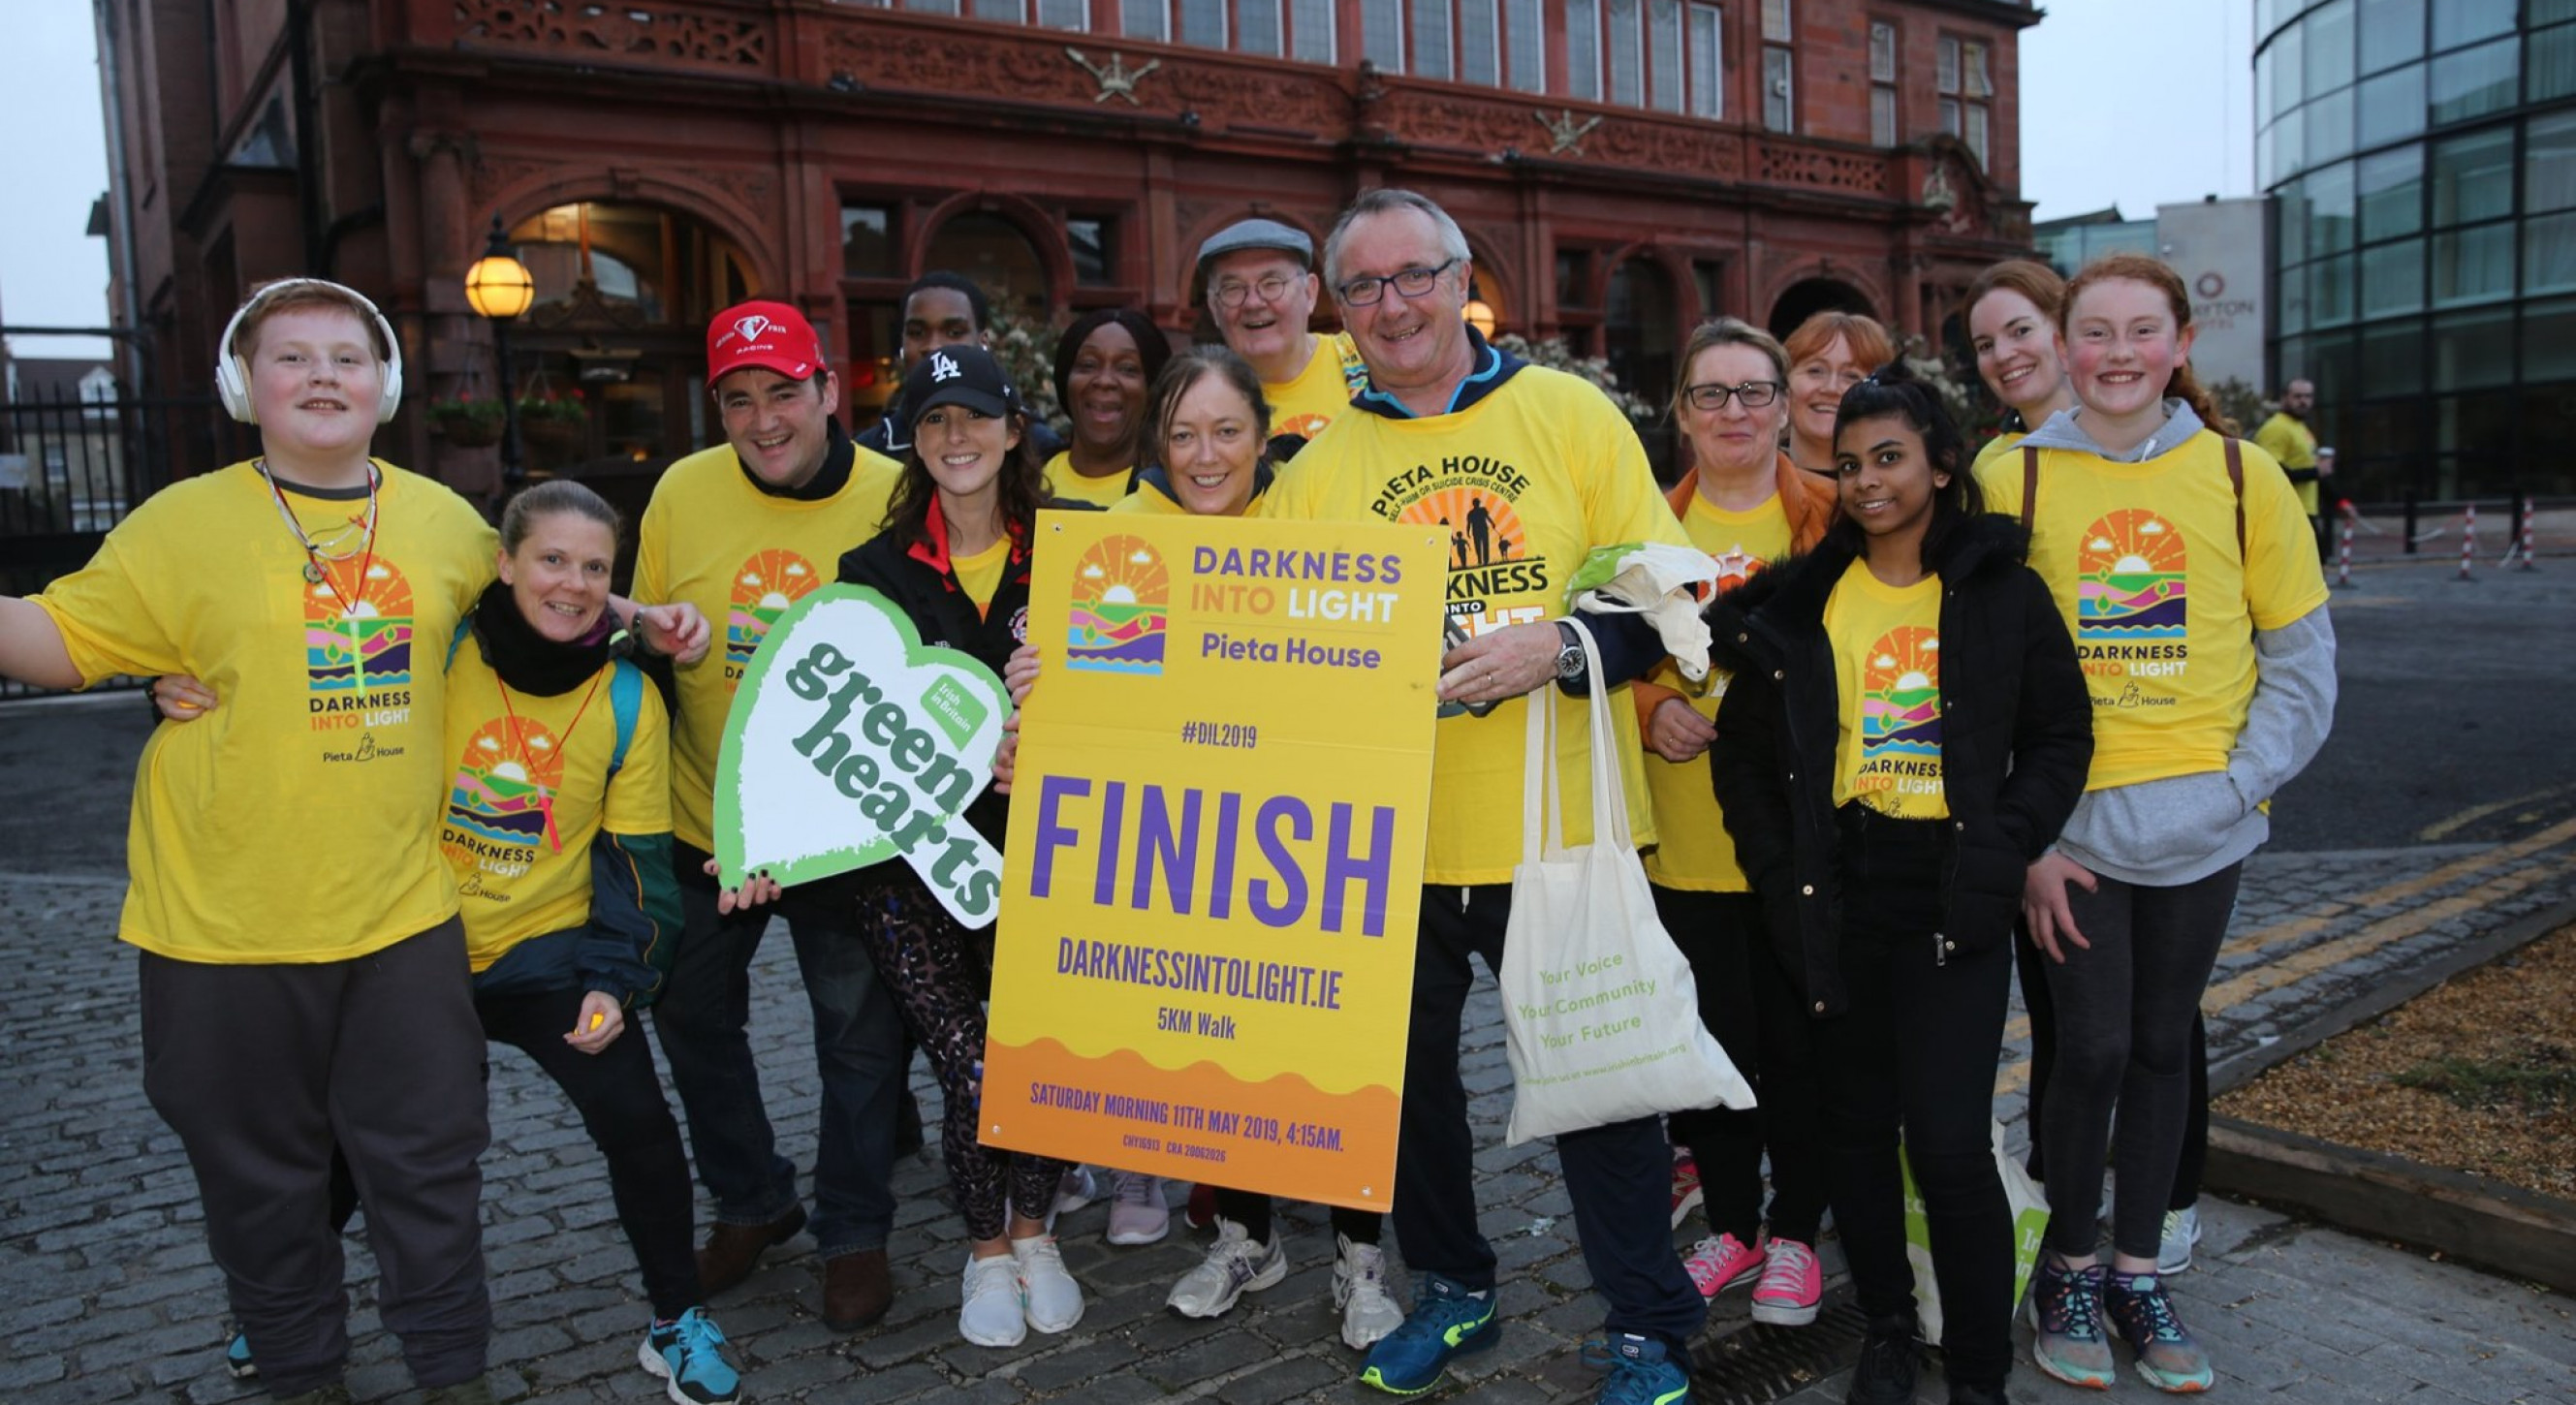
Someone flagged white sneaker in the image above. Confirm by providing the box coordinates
[958,1252,1025,1348]
[1045,1167,1099,1233]
[1332,1233,1405,1350]
[1011,1233,1085,1334]
[1106,1171,1170,1245]
[1166,1219,1288,1319]
[2157,1204,2202,1275]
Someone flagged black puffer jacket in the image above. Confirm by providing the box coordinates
[1706,514,2090,1017]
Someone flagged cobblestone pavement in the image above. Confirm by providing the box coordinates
[7,821,2573,1405]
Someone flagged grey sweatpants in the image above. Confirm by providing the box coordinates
[140,918,492,1396]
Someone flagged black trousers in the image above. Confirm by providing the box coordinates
[1818,808,2015,1392]
[2018,929,2208,1209]
[141,920,491,1397]
[475,986,701,1317]
[2038,864,2244,1261]
[1395,885,1705,1353]
[1653,885,1826,1245]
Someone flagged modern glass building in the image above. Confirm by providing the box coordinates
[2258,0,2576,502]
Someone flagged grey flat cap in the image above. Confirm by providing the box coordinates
[1197,218,1313,268]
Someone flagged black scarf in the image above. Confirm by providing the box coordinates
[739,419,856,501]
[468,579,623,697]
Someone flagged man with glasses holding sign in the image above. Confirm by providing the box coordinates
[1265,189,1704,1405]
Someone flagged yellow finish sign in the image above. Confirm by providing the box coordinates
[983,510,1445,1210]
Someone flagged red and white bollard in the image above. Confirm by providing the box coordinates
[2337,510,2355,588]
[2458,503,2477,580]
[2516,496,2540,572]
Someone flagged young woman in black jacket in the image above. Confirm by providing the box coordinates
[1707,366,2091,1405]
[741,343,1085,1350]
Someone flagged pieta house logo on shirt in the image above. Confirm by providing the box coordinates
[304,559,414,695]
[2076,510,2188,640]
[1064,534,1169,675]
[728,548,823,669]
[443,714,564,881]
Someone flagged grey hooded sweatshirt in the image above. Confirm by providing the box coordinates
[2015,399,2339,886]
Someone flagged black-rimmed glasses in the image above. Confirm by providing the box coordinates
[1681,381,1783,411]
[1335,258,1461,307]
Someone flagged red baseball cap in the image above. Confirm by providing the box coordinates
[706,300,825,386]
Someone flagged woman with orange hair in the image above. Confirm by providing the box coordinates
[1976,255,2335,1393]
[1781,311,1896,481]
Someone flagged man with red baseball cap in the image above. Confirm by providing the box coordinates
[634,299,912,1332]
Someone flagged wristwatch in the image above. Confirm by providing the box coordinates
[1553,619,1588,684]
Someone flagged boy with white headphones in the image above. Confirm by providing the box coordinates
[0,279,703,1404]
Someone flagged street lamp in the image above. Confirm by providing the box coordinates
[463,214,535,486]
[1464,297,1497,338]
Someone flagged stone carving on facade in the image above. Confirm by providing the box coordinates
[1755,142,1890,197]
[1065,48,1162,106]
[1534,109,1603,158]
[452,0,767,69]
[1168,69,1346,137]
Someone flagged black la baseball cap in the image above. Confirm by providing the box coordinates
[903,343,1022,428]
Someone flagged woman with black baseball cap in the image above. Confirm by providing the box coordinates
[839,343,1086,1346]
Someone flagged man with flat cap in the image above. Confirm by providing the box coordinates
[1195,217,1367,443]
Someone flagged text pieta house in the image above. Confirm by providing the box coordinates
[97,0,2039,498]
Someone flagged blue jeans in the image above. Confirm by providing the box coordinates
[652,846,903,1259]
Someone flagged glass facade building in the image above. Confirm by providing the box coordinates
[2259,0,2576,501]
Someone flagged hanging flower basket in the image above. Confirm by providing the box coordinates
[432,397,506,448]
[517,385,587,454]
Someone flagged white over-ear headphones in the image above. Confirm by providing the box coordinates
[213,278,405,425]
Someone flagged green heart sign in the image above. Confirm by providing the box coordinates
[713,584,1010,926]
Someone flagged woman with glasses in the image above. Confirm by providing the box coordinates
[1782,311,1897,481]
[1632,318,1838,1327]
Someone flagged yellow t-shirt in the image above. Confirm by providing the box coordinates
[439,648,672,969]
[1642,491,1793,890]
[1977,431,2329,791]
[2251,412,2321,515]
[1110,479,1270,518]
[1825,561,1950,820]
[1970,429,2026,479]
[1267,365,1691,885]
[1043,452,1136,509]
[953,536,1012,617]
[1265,331,1365,442]
[634,443,899,850]
[34,459,494,962]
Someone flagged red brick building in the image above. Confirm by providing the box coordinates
[97,0,2039,495]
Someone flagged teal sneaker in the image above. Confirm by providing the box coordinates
[2105,1271,2215,1393]
[224,1329,257,1380]
[2028,1254,2116,1389]
[1359,1271,1499,1395]
[640,1308,743,1405]
[1598,1333,1691,1405]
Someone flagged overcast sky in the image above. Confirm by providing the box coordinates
[0,0,2258,363]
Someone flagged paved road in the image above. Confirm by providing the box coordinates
[5,565,2573,1404]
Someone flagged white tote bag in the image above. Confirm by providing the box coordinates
[1498,618,1756,1144]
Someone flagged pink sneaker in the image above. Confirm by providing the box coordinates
[1669,1152,1704,1230]
[1682,1232,1765,1299]
[1749,1235,1821,1326]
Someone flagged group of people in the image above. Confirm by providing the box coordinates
[0,186,2334,1405]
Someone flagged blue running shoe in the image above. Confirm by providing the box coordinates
[2105,1271,2215,1393]
[1598,1333,1691,1405]
[224,1329,257,1380]
[639,1308,742,1405]
[1359,1271,1499,1395]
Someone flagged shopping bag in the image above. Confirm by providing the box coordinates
[1498,618,1755,1144]
[1900,1119,2052,1346]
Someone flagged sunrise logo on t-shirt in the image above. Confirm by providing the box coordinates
[442,714,565,884]
[2077,510,2188,640]
[303,560,415,693]
[1065,534,1169,675]
[1860,626,1943,765]
[727,548,821,669]
[1392,482,1546,638]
